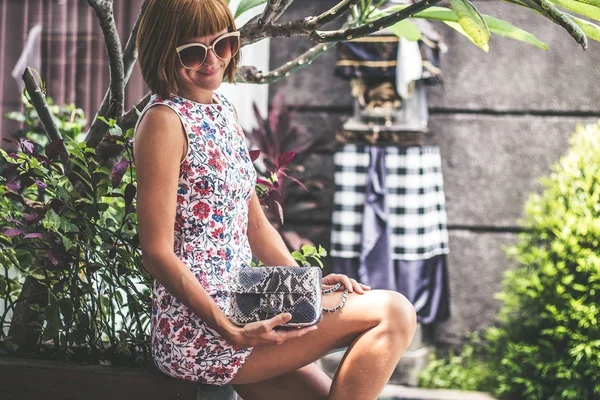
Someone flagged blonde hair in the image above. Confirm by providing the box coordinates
[137,0,239,98]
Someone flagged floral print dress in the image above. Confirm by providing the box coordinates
[134,92,256,385]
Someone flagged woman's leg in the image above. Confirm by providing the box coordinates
[229,290,417,400]
[234,363,330,400]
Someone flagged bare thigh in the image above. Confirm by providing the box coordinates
[229,289,413,385]
[233,363,331,400]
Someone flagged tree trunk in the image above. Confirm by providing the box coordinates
[8,276,47,354]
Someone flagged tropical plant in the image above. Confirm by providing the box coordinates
[0,101,150,366]
[246,91,329,252]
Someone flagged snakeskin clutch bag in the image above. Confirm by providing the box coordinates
[227,266,323,328]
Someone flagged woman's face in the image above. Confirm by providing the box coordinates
[175,29,231,96]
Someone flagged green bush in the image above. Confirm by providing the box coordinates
[419,121,600,399]
[419,334,497,392]
[489,121,600,400]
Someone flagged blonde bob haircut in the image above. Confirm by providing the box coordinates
[137,0,239,98]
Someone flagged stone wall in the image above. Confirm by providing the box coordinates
[268,0,600,345]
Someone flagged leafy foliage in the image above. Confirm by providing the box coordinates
[0,101,151,366]
[488,121,600,400]
[2,94,87,166]
[419,334,497,392]
[419,122,600,400]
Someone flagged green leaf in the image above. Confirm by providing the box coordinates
[125,128,135,140]
[96,116,116,127]
[571,15,600,40]
[70,157,90,175]
[486,19,549,50]
[43,209,62,232]
[450,0,491,48]
[550,0,600,21]
[389,20,422,41]
[575,0,600,6]
[115,290,124,306]
[444,21,490,51]
[109,124,123,136]
[291,251,305,264]
[301,244,316,255]
[28,269,46,280]
[234,0,267,19]
[382,5,547,49]
[61,235,72,251]
[318,245,328,257]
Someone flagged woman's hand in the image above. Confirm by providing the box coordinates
[225,313,317,348]
[322,273,371,294]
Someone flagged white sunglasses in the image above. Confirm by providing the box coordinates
[176,31,241,69]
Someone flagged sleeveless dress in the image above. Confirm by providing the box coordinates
[134,92,256,385]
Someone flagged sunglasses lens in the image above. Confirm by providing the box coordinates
[214,35,240,60]
[178,46,206,69]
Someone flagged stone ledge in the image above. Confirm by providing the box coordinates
[0,356,235,400]
[379,384,496,400]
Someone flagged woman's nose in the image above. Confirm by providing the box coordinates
[204,47,219,64]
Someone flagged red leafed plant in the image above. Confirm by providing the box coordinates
[245,91,328,250]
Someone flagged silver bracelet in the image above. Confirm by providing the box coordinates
[322,283,349,313]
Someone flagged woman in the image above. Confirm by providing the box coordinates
[133,0,417,398]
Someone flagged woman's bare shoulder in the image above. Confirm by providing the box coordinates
[137,104,182,135]
[134,104,185,160]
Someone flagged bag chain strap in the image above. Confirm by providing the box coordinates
[321,282,348,313]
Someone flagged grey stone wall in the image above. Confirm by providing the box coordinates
[268,0,600,346]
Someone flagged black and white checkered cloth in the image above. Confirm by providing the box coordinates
[330,144,449,261]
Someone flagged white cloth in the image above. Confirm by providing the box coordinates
[396,37,423,99]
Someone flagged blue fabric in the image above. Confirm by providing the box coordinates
[332,255,450,324]
[358,147,396,290]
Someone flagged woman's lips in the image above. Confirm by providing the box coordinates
[198,68,219,76]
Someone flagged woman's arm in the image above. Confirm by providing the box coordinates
[247,192,298,266]
[135,106,237,335]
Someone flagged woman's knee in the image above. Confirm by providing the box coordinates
[378,291,417,349]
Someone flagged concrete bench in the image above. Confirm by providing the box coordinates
[0,356,237,400]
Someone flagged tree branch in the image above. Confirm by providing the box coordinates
[85,0,124,149]
[305,0,361,28]
[122,0,150,82]
[22,67,72,174]
[241,0,359,47]
[258,0,280,26]
[310,0,443,42]
[516,0,587,49]
[271,0,294,21]
[241,0,441,46]
[236,42,332,84]
[258,0,294,26]
[84,0,150,151]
